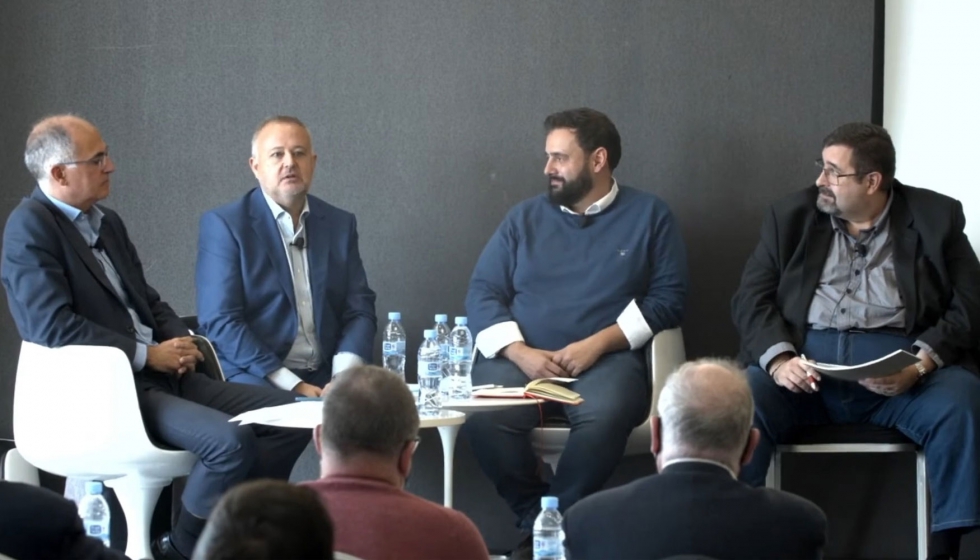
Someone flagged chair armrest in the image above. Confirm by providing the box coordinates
[648,328,686,418]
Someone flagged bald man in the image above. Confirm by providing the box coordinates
[1,115,310,560]
[196,115,376,394]
[563,359,827,560]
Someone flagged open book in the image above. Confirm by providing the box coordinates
[473,377,583,405]
[800,349,920,381]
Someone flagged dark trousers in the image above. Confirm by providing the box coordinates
[226,364,332,389]
[136,370,311,517]
[740,329,980,531]
[464,350,650,530]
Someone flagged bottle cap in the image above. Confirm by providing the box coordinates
[85,481,103,495]
[541,496,558,509]
[388,312,401,321]
[454,316,468,325]
[435,314,448,322]
[423,329,435,338]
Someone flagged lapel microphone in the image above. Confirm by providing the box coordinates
[577,215,591,229]
[91,237,106,251]
[291,236,306,250]
[856,243,868,258]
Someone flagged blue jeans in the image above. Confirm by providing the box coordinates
[463,350,650,531]
[740,329,980,531]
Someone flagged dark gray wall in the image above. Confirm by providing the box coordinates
[6,1,968,558]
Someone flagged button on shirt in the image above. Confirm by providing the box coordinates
[41,189,156,371]
[475,179,655,357]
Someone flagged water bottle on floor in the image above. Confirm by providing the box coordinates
[417,329,443,414]
[446,316,473,399]
[533,496,565,560]
[382,312,407,381]
[79,481,111,548]
[433,314,451,398]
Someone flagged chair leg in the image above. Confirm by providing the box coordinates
[105,476,173,560]
[765,451,781,490]
[916,450,928,560]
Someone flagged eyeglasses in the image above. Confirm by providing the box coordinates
[61,148,111,171]
[814,159,867,186]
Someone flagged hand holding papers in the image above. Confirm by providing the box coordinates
[799,350,921,381]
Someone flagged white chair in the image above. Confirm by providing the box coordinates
[530,328,686,469]
[13,342,198,560]
[1,447,40,486]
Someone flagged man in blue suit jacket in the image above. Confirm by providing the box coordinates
[1,115,310,560]
[196,116,376,396]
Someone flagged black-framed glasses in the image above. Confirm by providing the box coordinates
[814,158,867,186]
[61,148,111,171]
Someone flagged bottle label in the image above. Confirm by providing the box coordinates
[449,347,472,362]
[383,341,406,354]
[533,536,562,558]
[419,360,441,376]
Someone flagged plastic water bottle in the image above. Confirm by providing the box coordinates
[446,316,473,399]
[417,329,443,414]
[533,496,565,560]
[79,481,111,548]
[382,312,407,381]
[433,314,451,397]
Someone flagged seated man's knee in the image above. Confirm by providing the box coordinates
[204,424,260,472]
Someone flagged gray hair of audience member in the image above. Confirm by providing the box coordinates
[250,115,311,156]
[191,479,333,560]
[656,358,755,466]
[24,115,82,182]
[319,365,420,459]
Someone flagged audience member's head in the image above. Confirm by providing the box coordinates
[315,365,420,487]
[191,479,333,560]
[652,358,760,474]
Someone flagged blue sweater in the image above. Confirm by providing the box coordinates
[465,185,688,352]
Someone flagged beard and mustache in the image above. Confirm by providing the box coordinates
[816,186,842,216]
[547,170,593,208]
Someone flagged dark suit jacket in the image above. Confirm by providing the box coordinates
[732,182,980,369]
[1,188,189,359]
[0,481,129,560]
[195,188,376,381]
[564,462,827,560]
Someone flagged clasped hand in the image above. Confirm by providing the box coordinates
[147,336,204,376]
[507,340,603,379]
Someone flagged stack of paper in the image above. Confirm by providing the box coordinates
[800,350,920,381]
[229,401,321,429]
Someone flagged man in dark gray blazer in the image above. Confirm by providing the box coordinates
[564,359,827,560]
[732,123,980,559]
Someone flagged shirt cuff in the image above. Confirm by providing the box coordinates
[616,299,654,350]
[475,321,524,359]
[332,352,364,376]
[913,340,944,369]
[133,342,148,371]
[760,342,797,373]
[267,367,303,391]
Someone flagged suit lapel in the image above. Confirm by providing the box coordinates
[30,189,118,297]
[248,188,297,309]
[305,199,331,339]
[888,186,918,331]
[97,223,154,324]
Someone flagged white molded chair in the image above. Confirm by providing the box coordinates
[530,328,686,469]
[13,342,198,560]
[1,447,40,486]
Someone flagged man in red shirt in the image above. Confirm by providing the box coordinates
[302,365,488,560]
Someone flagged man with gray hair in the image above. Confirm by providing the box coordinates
[563,359,827,559]
[301,365,488,560]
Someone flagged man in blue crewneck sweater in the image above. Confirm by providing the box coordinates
[464,108,689,556]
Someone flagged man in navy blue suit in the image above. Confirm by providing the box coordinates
[1,115,310,560]
[196,116,376,397]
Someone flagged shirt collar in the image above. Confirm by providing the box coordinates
[831,190,893,238]
[40,186,104,232]
[559,178,619,216]
[660,457,738,479]
[261,189,310,236]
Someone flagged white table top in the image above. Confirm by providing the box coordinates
[230,401,466,429]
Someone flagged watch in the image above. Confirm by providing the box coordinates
[914,362,928,378]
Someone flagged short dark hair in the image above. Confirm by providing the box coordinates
[319,365,420,459]
[544,108,622,171]
[192,480,333,560]
[251,115,310,155]
[822,122,896,189]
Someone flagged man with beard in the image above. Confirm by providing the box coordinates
[732,122,980,559]
[196,116,377,395]
[464,107,688,558]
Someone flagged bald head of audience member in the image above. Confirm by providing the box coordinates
[191,479,333,560]
[652,359,761,475]
[314,365,421,488]
[24,115,115,212]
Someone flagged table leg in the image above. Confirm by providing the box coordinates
[436,423,461,508]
